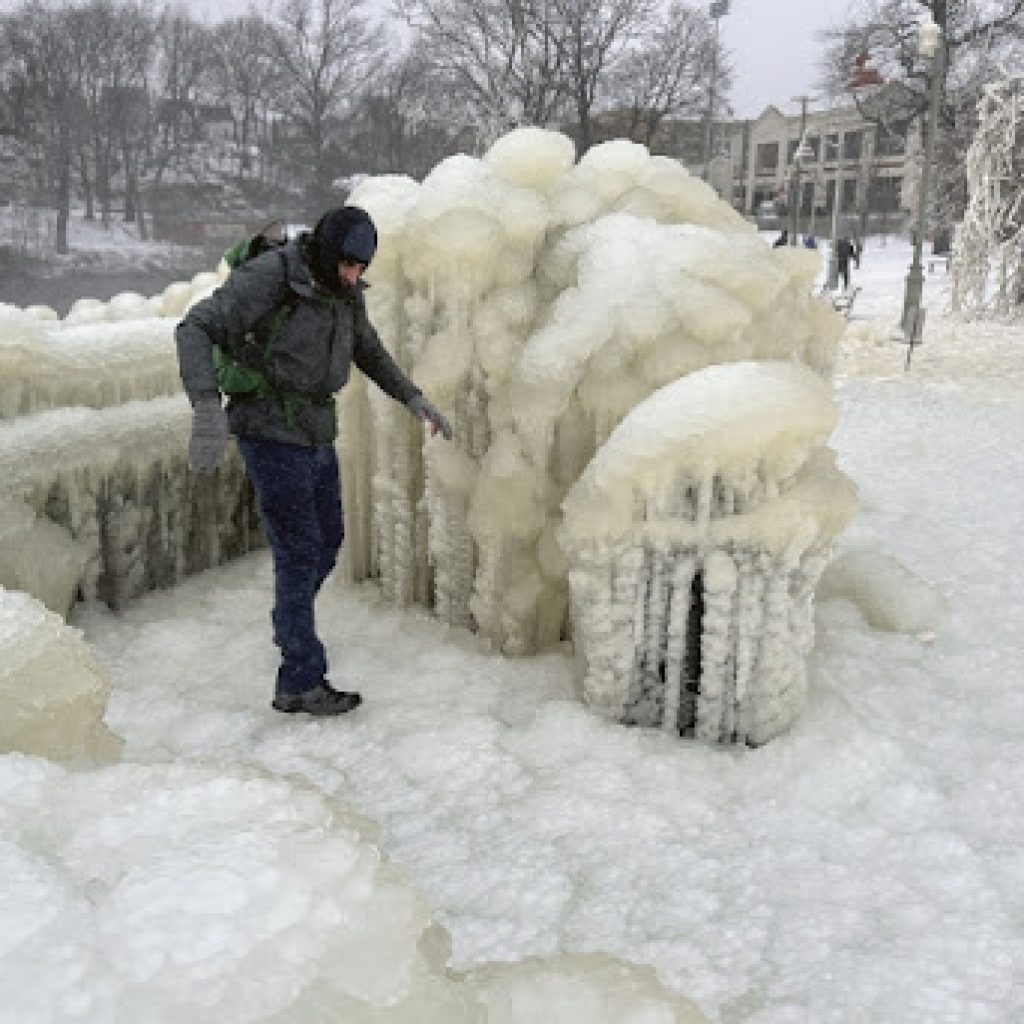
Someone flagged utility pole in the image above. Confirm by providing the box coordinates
[702,0,730,185]
[788,95,813,245]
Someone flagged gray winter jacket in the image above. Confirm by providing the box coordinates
[175,236,419,446]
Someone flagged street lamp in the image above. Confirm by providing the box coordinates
[788,134,814,244]
[702,0,729,185]
[826,128,842,289]
[900,18,944,356]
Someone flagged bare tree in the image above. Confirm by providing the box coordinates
[1,1,81,252]
[549,0,655,152]
[343,43,468,176]
[819,0,1024,236]
[154,8,216,151]
[209,15,284,180]
[268,0,384,213]
[394,0,568,144]
[608,1,727,149]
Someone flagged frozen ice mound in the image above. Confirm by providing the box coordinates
[342,125,852,742]
[559,362,858,745]
[816,549,947,635]
[0,758,708,1022]
[0,587,121,763]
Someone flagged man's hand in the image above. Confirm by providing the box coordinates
[407,394,453,440]
[189,394,230,473]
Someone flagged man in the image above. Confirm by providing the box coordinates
[836,236,854,290]
[176,206,452,716]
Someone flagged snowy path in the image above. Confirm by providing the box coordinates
[77,359,1024,1022]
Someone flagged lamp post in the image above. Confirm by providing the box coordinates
[702,0,729,183]
[901,18,944,351]
[787,96,812,245]
[827,129,842,289]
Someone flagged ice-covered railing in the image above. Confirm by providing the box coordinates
[559,361,857,745]
[0,265,257,613]
[0,269,225,419]
[0,397,259,612]
[342,129,844,659]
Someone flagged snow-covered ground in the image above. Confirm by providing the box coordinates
[0,204,203,270]
[4,234,1023,1022]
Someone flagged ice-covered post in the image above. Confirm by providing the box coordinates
[901,18,944,352]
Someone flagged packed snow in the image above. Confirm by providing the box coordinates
[1,129,1022,1022]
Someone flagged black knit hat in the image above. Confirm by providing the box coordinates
[311,205,377,287]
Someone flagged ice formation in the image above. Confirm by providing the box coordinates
[0,397,260,610]
[342,128,851,742]
[559,361,857,744]
[0,587,121,763]
[0,756,707,1022]
[816,549,946,635]
[0,246,250,611]
[951,77,1024,319]
[0,127,853,744]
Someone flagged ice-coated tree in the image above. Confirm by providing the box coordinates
[952,76,1024,318]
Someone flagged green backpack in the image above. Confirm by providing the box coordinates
[212,220,294,399]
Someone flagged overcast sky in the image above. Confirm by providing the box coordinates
[0,0,852,120]
[195,0,852,119]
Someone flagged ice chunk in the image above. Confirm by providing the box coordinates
[0,498,86,616]
[817,549,947,634]
[0,587,121,763]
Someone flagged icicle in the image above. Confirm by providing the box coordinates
[694,549,738,743]
[662,552,696,734]
[731,549,767,745]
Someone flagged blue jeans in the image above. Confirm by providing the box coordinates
[237,439,343,695]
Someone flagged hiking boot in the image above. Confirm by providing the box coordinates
[272,681,362,716]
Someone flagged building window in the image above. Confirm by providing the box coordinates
[805,136,820,161]
[868,175,903,212]
[755,142,779,173]
[874,121,908,158]
[825,133,840,161]
[787,138,799,164]
[841,178,858,211]
[843,131,863,161]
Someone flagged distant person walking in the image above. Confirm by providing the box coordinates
[772,229,789,249]
[176,206,453,717]
[836,237,854,290]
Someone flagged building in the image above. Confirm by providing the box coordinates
[704,99,919,236]
[588,98,919,236]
